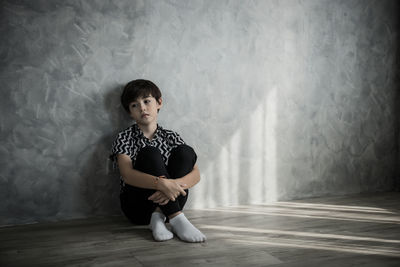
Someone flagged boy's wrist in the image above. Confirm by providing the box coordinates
[154,175,166,189]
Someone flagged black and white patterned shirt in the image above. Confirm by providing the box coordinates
[111,123,185,191]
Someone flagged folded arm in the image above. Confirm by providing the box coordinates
[117,154,186,201]
[148,164,201,205]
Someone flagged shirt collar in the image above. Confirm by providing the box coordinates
[133,123,163,140]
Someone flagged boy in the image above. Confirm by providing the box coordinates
[111,79,206,242]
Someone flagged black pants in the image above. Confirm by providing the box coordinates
[120,144,197,225]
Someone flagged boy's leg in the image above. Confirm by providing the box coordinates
[120,146,168,224]
[120,189,155,225]
[158,144,197,217]
[165,144,206,242]
[120,146,174,241]
[167,144,197,178]
[167,145,198,209]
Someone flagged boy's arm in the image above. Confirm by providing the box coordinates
[117,154,186,201]
[148,164,201,204]
[174,164,201,190]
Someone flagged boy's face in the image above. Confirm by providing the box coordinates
[128,95,162,127]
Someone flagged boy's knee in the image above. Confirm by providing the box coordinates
[170,145,197,161]
[136,146,163,163]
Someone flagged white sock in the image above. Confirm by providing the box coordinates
[169,213,206,243]
[149,212,173,241]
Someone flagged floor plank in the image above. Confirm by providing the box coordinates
[1,192,400,266]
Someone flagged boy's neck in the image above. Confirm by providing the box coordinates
[137,122,157,140]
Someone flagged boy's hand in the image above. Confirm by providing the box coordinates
[157,178,187,201]
[148,191,170,205]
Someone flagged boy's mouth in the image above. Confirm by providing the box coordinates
[141,113,149,118]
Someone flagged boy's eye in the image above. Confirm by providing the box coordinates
[131,103,137,108]
[144,99,151,104]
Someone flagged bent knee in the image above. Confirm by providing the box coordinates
[171,144,196,157]
[169,144,197,163]
[136,146,163,162]
[139,146,162,156]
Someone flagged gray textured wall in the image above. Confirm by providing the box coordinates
[1,0,399,226]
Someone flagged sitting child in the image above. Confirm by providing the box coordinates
[111,79,206,243]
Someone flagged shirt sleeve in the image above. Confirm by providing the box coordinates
[110,131,132,162]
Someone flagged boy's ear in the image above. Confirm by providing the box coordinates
[157,97,163,109]
[156,97,162,113]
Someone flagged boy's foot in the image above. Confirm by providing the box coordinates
[170,213,206,243]
[149,212,173,241]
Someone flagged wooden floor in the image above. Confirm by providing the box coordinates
[1,193,400,267]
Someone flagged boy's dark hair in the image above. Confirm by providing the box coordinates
[121,79,162,113]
